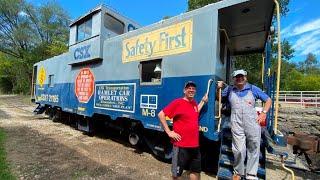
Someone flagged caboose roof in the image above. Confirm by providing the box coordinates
[69,5,102,27]
[217,0,275,54]
[69,4,140,27]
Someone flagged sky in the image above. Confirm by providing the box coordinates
[280,0,320,62]
[27,0,320,63]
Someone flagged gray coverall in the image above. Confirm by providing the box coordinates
[229,90,261,179]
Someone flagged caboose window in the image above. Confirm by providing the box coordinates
[104,13,124,34]
[77,18,92,42]
[49,75,54,87]
[140,59,162,85]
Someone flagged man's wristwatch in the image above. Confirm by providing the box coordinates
[262,110,268,114]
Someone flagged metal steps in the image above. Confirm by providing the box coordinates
[217,128,266,179]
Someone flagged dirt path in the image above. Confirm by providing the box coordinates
[0,95,319,180]
[0,95,169,180]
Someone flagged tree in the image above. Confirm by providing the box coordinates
[286,73,320,91]
[0,53,14,93]
[188,0,221,11]
[278,0,290,16]
[0,0,70,94]
[162,16,172,20]
[0,0,69,59]
[234,54,263,87]
[271,39,295,90]
[297,53,320,74]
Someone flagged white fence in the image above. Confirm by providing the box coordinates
[278,91,320,108]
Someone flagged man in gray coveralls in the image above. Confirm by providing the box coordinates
[217,69,272,180]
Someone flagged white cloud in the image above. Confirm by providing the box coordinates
[300,37,320,55]
[282,18,320,38]
[291,18,320,36]
[18,11,28,17]
[281,23,297,38]
[282,17,320,57]
[292,29,320,50]
[313,50,320,56]
[292,30,320,56]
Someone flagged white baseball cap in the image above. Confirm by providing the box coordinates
[232,69,247,77]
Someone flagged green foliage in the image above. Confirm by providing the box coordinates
[286,73,320,91]
[0,0,69,94]
[0,54,14,93]
[162,16,172,20]
[234,54,263,87]
[269,39,296,90]
[188,0,220,11]
[235,30,296,90]
[0,53,31,94]
[297,53,320,75]
[280,39,295,61]
[0,128,16,180]
[278,0,290,16]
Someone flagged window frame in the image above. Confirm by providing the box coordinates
[139,59,162,86]
[104,13,125,35]
[48,74,54,87]
[76,17,93,42]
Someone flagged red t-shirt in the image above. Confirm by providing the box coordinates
[163,98,199,147]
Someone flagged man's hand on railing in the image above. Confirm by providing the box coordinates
[217,81,224,89]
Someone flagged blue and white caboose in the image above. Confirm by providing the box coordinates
[32,0,290,179]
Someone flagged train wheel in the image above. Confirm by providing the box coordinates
[48,107,54,120]
[128,132,140,146]
[52,109,61,122]
[143,130,173,161]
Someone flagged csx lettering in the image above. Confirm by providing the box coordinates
[74,45,91,60]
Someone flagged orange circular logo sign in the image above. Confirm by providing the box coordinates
[75,68,95,103]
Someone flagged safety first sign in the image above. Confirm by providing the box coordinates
[122,19,193,63]
[75,68,95,103]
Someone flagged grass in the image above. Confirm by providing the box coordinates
[72,170,89,180]
[0,128,16,180]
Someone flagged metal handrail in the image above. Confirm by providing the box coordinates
[281,155,296,180]
[206,79,223,132]
[273,0,282,135]
[216,88,222,132]
[206,79,214,95]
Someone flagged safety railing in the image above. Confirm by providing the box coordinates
[278,91,320,108]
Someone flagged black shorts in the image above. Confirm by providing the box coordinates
[171,146,201,177]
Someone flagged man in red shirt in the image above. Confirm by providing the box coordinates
[158,81,208,180]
